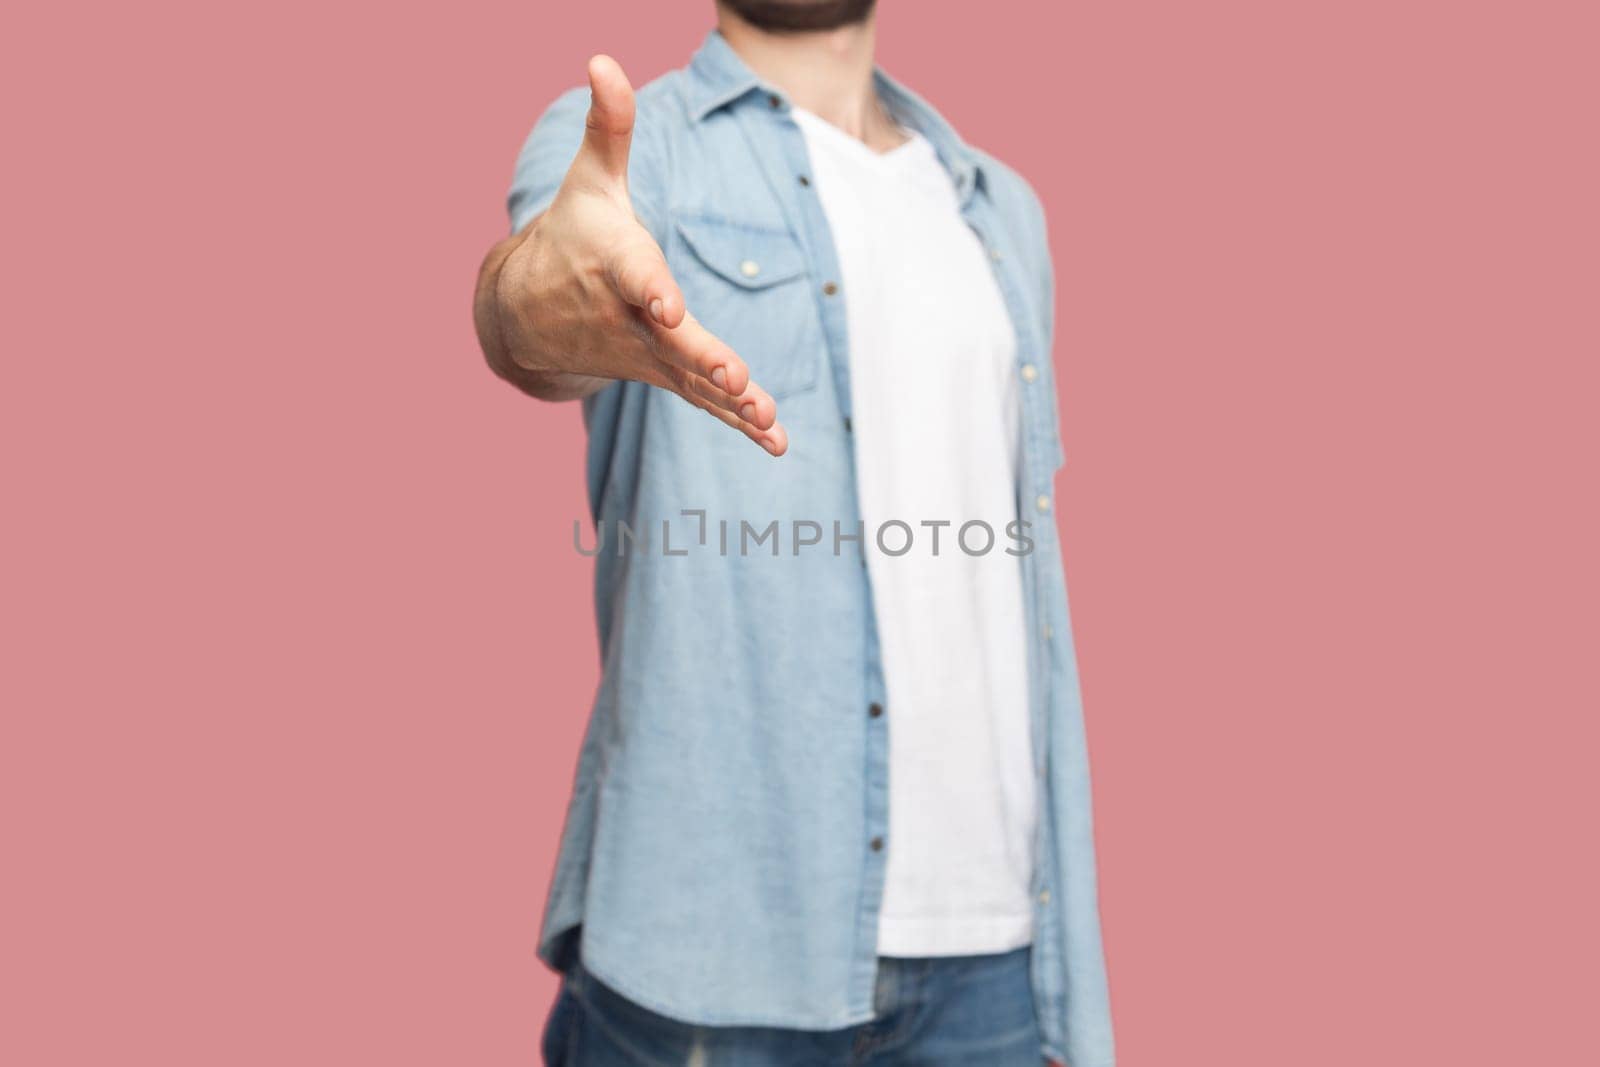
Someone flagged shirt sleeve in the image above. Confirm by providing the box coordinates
[506,86,671,242]
[1022,179,1055,356]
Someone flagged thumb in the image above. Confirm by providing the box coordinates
[575,54,635,186]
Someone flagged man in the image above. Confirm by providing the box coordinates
[472,2,1114,1064]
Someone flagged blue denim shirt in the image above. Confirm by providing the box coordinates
[507,31,1114,1067]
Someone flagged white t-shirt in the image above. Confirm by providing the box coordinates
[792,108,1037,957]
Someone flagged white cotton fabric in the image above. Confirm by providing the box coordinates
[793,107,1037,957]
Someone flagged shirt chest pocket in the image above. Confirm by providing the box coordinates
[669,216,821,400]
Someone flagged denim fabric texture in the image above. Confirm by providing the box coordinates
[507,30,1114,1067]
[542,949,1043,1067]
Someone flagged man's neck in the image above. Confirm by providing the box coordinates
[715,6,903,151]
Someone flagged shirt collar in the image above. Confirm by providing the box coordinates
[685,30,986,200]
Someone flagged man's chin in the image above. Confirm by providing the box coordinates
[721,0,878,33]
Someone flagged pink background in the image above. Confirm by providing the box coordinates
[3,1,1597,1064]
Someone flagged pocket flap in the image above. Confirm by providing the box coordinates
[675,217,809,290]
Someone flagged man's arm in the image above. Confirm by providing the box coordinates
[471,56,788,455]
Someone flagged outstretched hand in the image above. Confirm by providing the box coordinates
[475,56,788,455]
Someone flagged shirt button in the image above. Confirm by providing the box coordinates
[990,247,1004,262]
[798,174,811,187]
[1042,622,1053,640]
[768,93,781,109]
[870,836,885,852]
[822,281,839,296]
[869,702,883,719]
[1020,363,1038,383]
[739,259,761,278]
[1035,494,1051,514]
[1038,889,1051,906]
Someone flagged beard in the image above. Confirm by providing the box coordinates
[721,0,878,32]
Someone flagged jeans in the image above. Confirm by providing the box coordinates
[541,948,1043,1066]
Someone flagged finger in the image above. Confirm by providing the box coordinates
[663,316,778,429]
[657,350,775,427]
[646,309,752,400]
[681,369,782,438]
[576,55,635,186]
[727,379,778,432]
[604,231,687,329]
[700,375,777,432]
[677,375,789,457]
